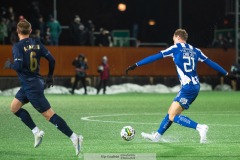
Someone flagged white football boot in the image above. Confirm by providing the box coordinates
[196,124,209,144]
[73,135,83,156]
[141,132,161,142]
[34,130,45,148]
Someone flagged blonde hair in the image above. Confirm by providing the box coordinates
[17,19,32,35]
[174,29,188,41]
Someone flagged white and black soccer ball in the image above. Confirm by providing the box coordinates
[120,126,135,141]
[98,65,104,72]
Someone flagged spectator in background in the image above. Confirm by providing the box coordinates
[70,54,88,95]
[70,15,86,45]
[226,32,234,48]
[35,15,47,44]
[30,29,41,41]
[6,6,15,20]
[47,15,62,46]
[211,33,228,51]
[230,64,240,91]
[217,72,224,87]
[0,17,8,44]
[78,19,88,46]
[96,28,112,47]
[216,63,238,90]
[19,15,25,21]
[86,20,95,46]
[5,6,16,44]
[45,27,51,45]
[6,14,17,44]
[27,1,41,30]
[10,29,18,44]
[96,56,110,94]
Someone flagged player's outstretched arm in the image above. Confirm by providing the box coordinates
[204,59,236,80]
[125,52,163,75]
[204,59,226,74]
[3,58,23,71]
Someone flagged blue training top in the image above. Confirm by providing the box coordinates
[136,43,227,86]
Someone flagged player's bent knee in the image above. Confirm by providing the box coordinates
[42,108,55,121]
[10,105,16,113]
[10,98,23,113]
[168,114,175,121]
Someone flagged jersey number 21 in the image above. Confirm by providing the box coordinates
[183,56,195,72]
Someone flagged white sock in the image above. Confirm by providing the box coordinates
[32,127,40,135]
[196,124,202,131]
[70,133,78,143]
[154,132,161,140]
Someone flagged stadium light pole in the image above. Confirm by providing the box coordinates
[53,0,57,20]
[179,0,182,28]
[236,0,239,64]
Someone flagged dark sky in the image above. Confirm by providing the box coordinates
[0,0,230,47]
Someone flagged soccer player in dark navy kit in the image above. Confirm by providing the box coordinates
[126,29,236,143]
[3,19,83,156]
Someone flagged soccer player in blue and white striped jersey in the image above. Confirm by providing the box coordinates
[126,29,236,143]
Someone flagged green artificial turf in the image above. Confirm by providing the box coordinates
[0,91,239,160]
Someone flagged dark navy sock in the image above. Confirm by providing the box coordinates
[14,108,36,130]
[157,114,173,135]
[49,114,73,137]
[173,114,198,129]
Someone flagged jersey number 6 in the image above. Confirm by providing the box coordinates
[30,51,37,72]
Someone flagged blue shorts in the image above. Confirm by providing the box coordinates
[15,78,51,113]
[174,84,200,110]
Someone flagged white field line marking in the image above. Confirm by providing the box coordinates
[81,113,240,126]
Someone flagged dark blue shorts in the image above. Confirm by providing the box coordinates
[15,78,51,113]
[174,84,200,110]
